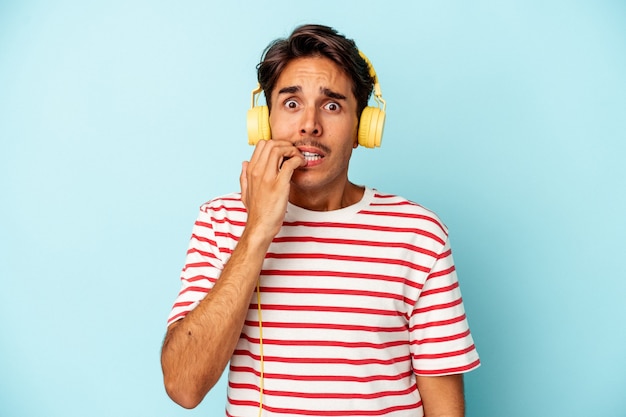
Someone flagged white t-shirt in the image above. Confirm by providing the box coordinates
[168,187,480,416]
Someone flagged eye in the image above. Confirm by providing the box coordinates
[284,99,299,109]
[323,102,341,112]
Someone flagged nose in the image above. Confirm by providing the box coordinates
[299,107,322,137]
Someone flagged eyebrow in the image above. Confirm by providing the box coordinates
[277,86,301,95]
[277,85,348,101]
[321,88,347,101]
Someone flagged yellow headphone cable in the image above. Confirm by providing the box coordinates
[256,279,265,416]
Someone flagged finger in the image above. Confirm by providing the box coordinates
[240,161,249,208]
[248,139,283,180]
[250,140,301,178]
[247,139,268,169]
[277,153,306,181]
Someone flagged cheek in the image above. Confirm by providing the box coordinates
[268,113,286,138]
[269,111,299,131]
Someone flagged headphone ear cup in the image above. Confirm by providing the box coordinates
[358,106,386,148]
[246,105,271,145]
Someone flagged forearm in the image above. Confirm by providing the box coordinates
[161,139,305,408]
[161,229,272,409]
[417,374,465,417]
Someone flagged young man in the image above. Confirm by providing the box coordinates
[161,24,480,416]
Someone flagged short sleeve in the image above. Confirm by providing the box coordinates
[409,238,480,375]
[166,207,226,326]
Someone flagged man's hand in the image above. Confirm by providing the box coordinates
[240,139,306,240]
[161,140,305,409]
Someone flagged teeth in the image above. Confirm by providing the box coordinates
[302,151,321,161]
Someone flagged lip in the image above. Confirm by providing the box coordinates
[297,145,326,155]
[297,146,325,168]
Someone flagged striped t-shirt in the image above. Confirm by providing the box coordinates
[168,187,480,416]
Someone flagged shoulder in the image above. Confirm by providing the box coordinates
[364,188,449,238]
[198,192,246,220]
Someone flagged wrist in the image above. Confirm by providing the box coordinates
[239,223,276,253]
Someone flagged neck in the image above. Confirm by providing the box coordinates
[289,181,364,211]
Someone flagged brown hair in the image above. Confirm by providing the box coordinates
[257,24,374,116]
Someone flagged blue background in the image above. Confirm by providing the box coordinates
[1,1,625,416]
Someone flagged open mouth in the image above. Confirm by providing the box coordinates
[301,151,323,163]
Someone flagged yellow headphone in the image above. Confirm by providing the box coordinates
[246,51,386,148]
